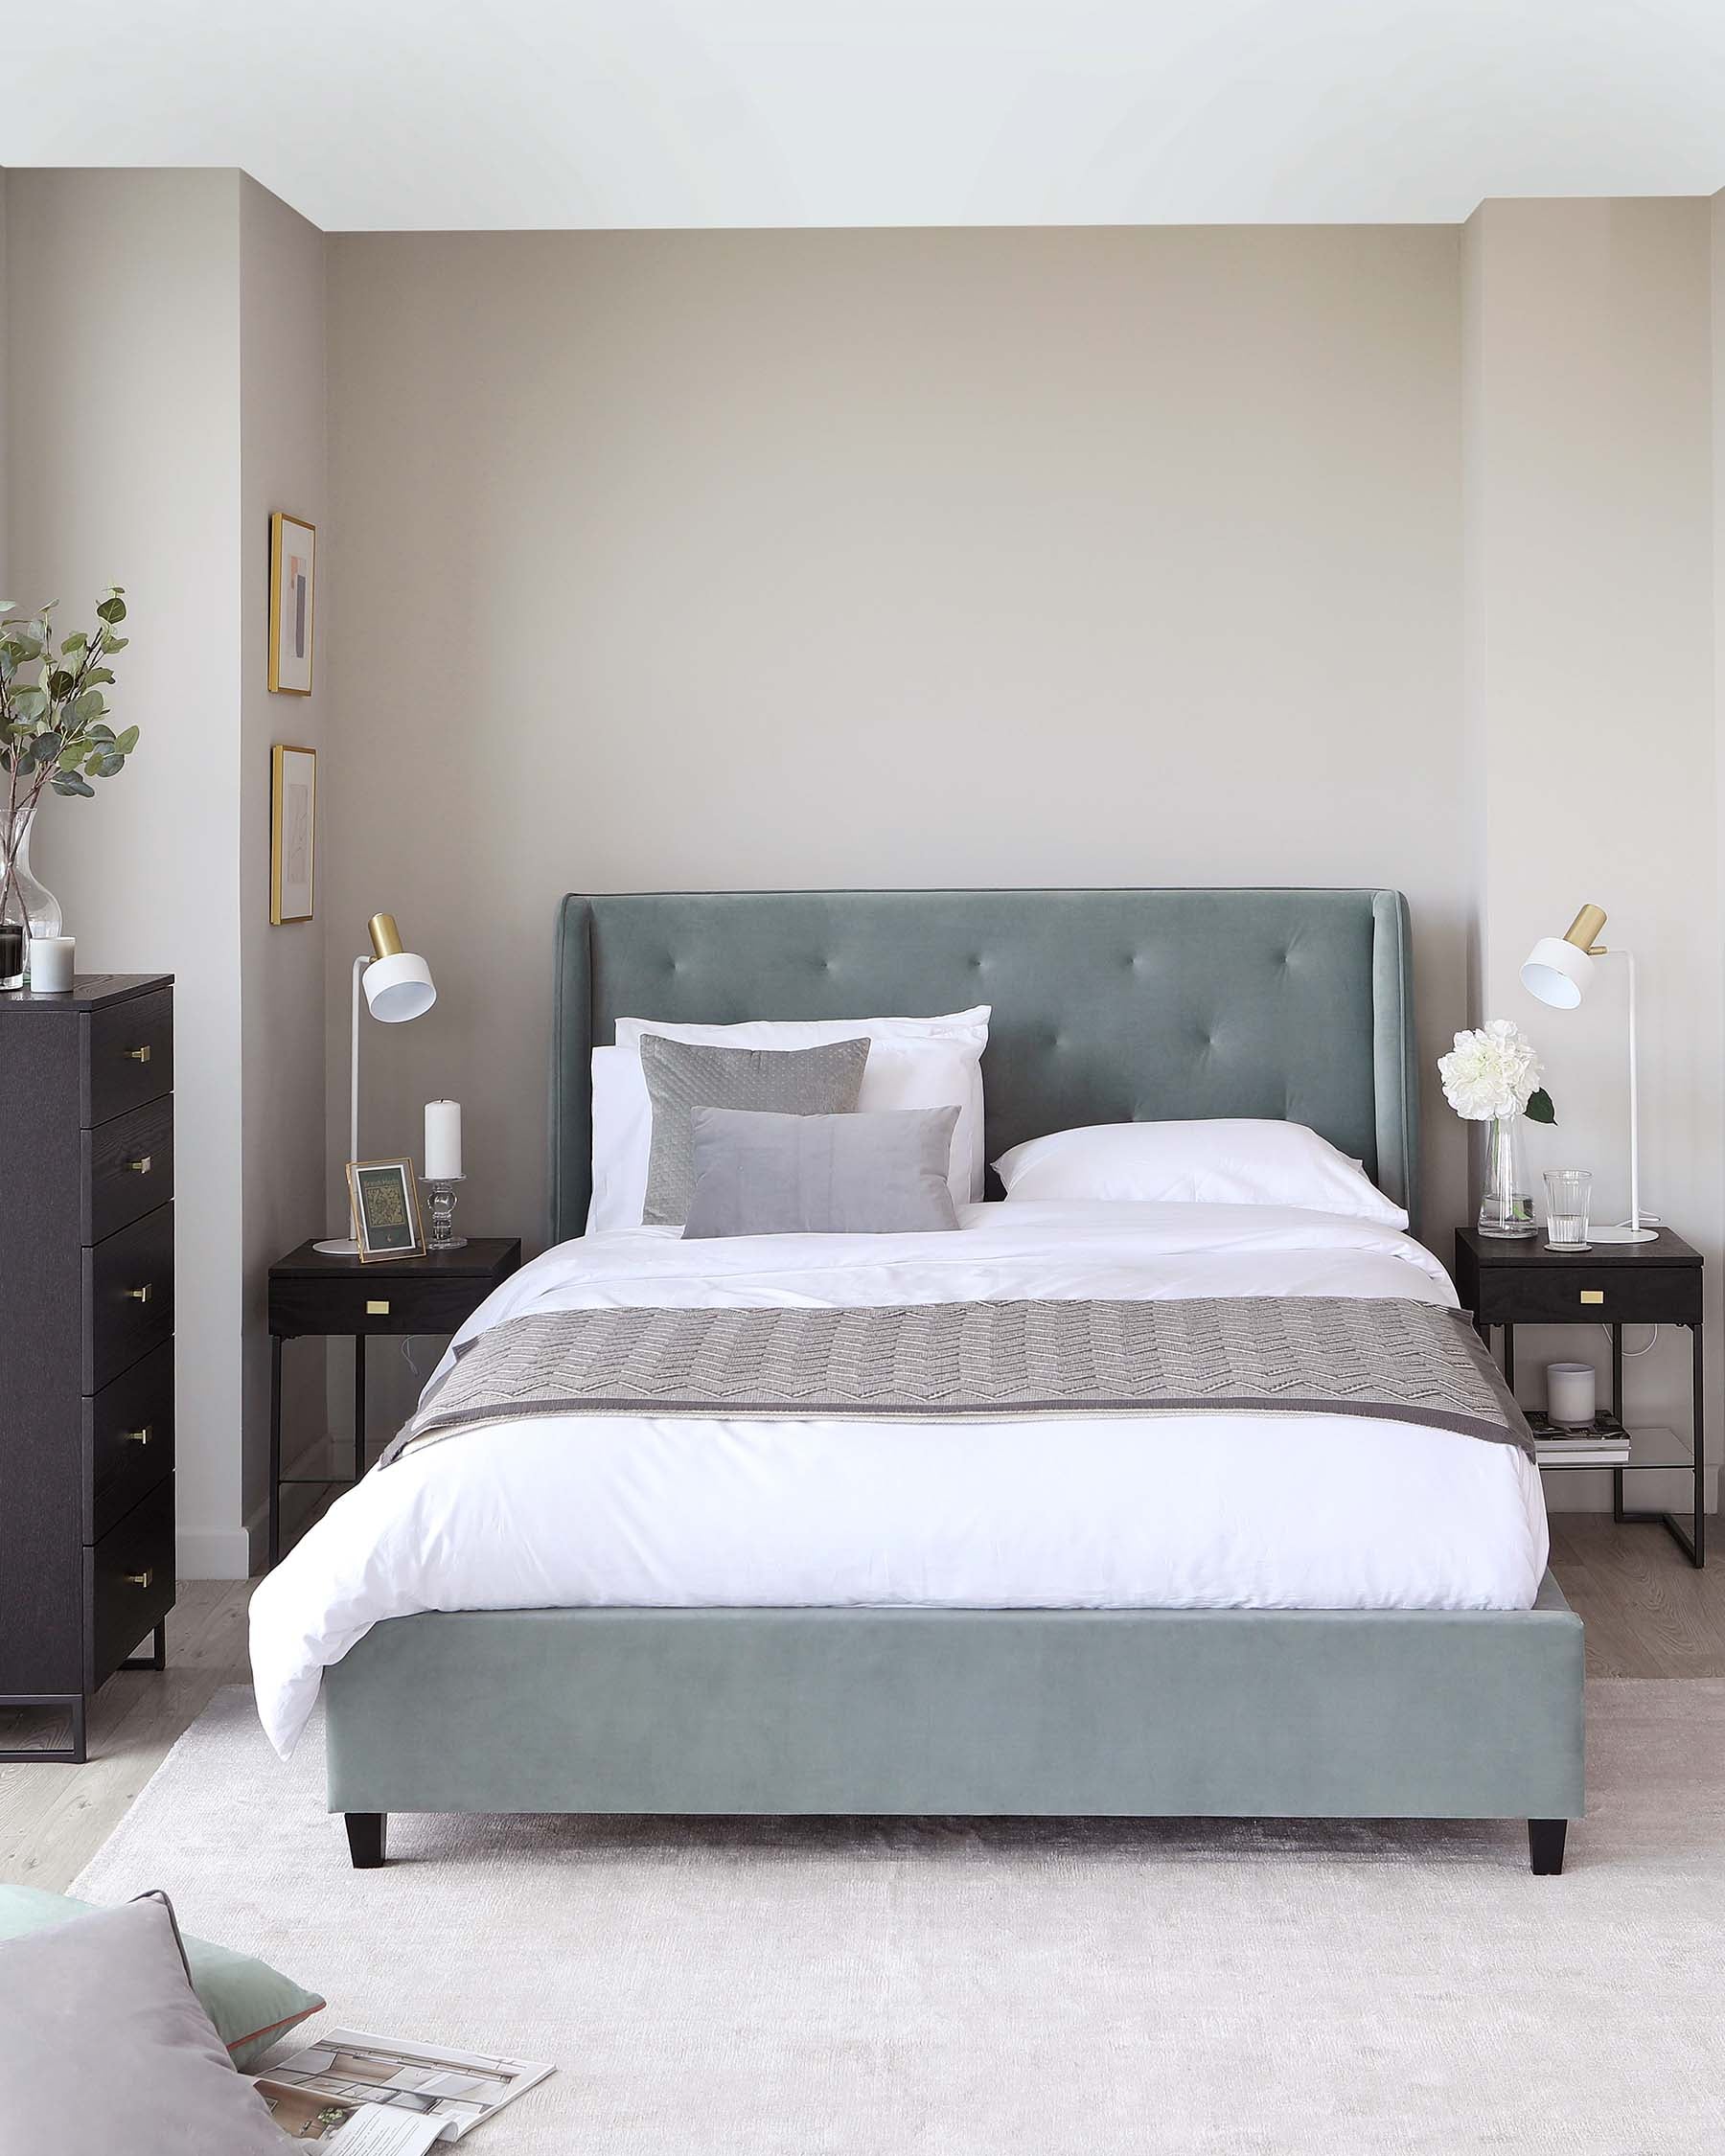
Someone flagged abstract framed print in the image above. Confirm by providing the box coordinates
[269,743,316,924]
[268,511,316,694]
[346,1158,426,1262]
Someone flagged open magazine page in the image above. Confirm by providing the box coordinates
[255,2028,554,2145]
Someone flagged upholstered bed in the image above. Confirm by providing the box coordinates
[278,888,1582,1871]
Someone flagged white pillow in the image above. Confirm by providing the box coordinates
[589,1030,987,1230]
[992,1119,1407,1227]
[592,1009,990,1228]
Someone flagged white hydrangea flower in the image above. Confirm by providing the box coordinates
[1438,1019,1544,1122]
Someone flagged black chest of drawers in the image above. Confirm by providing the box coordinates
[0,973,175,1760]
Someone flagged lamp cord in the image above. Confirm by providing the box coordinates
[1604,1324,1658,1358]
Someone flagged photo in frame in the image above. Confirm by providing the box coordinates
[269,511,316,694]
[270,743,316,924]
[346,1158,426,1262]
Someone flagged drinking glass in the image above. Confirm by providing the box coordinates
[1543,1169,1592,1251]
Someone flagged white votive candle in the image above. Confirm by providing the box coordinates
[1546,1362,1597,1430]
[425,1098,462,1181]
[30,935,75,993]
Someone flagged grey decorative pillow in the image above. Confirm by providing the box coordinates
[0,1893,291,2154]
[639,1032,870,1227]
[683,1105,961,1239]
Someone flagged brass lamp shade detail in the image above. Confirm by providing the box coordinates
[1561,904,1608,955]
[368,912,406,961]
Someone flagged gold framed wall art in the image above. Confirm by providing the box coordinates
[269,743,317,925]
[268,511,316,694]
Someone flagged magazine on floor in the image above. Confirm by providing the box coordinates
[254,2028,554,2146]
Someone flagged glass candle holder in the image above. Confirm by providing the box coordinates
[424,1176,468,1250]
[1542,1168,1592,1252]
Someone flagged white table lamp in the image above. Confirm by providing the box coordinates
[1519,903,1656,1244]
[315,912,438,1253]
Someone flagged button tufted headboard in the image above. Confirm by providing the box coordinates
[551,887,1418,1244]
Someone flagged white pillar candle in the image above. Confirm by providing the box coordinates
[1545,1362,1597,1430]
[29,935,75,993]
[425,1098,462,1181]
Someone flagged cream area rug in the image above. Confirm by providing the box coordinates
[73,1681,1724,2156]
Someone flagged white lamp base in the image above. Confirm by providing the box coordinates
[1591,1222,1659,1245]
[313,1234,360,1255]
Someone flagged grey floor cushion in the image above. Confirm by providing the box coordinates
[638,1032,870,1225]
[683,1104,961,1237]
[0,1882,324,2069]
[0,1892,290,2152]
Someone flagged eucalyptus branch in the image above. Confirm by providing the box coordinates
[0,588,137,940]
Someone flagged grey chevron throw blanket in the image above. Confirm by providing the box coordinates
[383,1296,1532,1462]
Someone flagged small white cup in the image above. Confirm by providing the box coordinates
[1545,1361,1597,1431]
[29,934,75,993]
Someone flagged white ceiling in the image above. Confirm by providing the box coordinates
[7,0,1725,231]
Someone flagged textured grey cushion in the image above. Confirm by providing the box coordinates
[0,1893,290,2154]
[682,1106,961,1239]
[639,1033,870,1227]
[0,1884,323,2070]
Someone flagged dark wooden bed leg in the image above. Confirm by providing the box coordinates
[1528,1819,1566,1875]
[346,1812,387,1869]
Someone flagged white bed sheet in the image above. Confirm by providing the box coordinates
[249,1202,1550,1755]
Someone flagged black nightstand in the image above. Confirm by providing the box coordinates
[1454,1224,1705,1568]
[267,1237,522,1568]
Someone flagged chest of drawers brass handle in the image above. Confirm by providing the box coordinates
[126,1283,153,1305]
[123,1425,152,1445]
[1579,1290,1604,1305]
[125,1155,153,1175]
[125,1044,151,1065]
[123,1568,154,1589]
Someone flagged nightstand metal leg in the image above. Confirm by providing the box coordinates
[1612,1324,1625,1525]
[1690,1322,1705,1569]
[268,1332,283,1571]
[1502,1323,1514,1394]
[355,1334,367,1477]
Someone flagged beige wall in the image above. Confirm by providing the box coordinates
[7,170,330,1575]
[325,227,1469,1313]
[239,174,329,1549]
[1464,197,1721,1504]
[9,170,249,1573]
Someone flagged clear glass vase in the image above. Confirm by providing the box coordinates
[1479,1112,1536,1238]
[0,793,63,990]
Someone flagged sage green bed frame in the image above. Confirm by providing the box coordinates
[323,889,1583,1872]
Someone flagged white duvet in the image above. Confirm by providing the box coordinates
[249,1202,1549,1755]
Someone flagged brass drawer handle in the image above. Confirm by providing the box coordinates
[126,1283,154,1305]
[126,1044,151,1065]
[123,1568,154,1589]
[1579,1290,1605,1305]
[123,1425,153,1446]
[125,1155,153,1175]
[366,1298,390,1315]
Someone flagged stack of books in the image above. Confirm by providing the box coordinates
[1527,1412,1631,1467]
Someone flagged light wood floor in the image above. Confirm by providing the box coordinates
[1,1515,1720,1895]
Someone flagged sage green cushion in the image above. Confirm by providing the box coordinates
[0,1885,323,2070]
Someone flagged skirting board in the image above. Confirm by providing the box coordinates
[325,1575,1585,1826]
[175,1525,254,1582]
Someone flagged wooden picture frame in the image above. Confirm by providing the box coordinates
[269,743,317,925]
[268,512,316,694]
[346,1158,426,1262]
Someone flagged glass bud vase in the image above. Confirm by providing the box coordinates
[1479,1112,1535,1238]
[0,794,63,990]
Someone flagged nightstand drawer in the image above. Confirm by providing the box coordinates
[83,1204,174,1391]
[270,1270,504,1339]
[86,990,173,1126]
[83,1093,173,1244]
[1471,1264,1700,1327]
[85,1475,174,1691]
[83,1340,174,1542]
